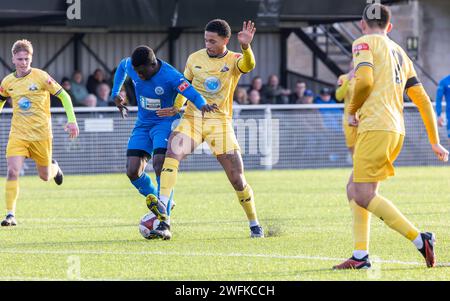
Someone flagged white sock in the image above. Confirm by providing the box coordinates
[353,250,369,260]
[7,211,14,217]
[412,234,424,249]
[249,220,259,227]
[160,195,170,209]
[159,195,170,225]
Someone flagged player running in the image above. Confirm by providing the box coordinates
[436,74,450,143]
[0,39,79,226]
[111,46,216,217]
[149,19,264,240]
[333,4,449,270]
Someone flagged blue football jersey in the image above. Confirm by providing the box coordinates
[112,57,206,126]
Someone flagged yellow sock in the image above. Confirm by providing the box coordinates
[367,195,420,241]
[236,184,258,223]
[50,163,59,179]
[350,200,371,251]
[160,157,180,197]
[5,180,19,215]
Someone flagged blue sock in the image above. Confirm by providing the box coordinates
[156,176,161,197]
[131,173,158,198]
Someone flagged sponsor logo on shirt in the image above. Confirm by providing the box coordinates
[353,43,370,53]
[204,76,221,93]
[178,81,190,92]
[18,97,32,111]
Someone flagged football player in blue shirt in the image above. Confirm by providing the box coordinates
[436,74,450,141]
[112,46,216,233]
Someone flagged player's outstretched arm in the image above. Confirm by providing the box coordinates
[156,94,187,117]
[237,21,256,73]
[407,84,449,162]
[55,89,79,139]
[174,79,218,116]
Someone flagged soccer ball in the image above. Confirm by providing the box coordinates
[139,212,160,239]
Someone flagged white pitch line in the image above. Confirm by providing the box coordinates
[1,249,449,267]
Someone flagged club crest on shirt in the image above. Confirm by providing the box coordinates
[204,76,221,93]
[220,64,230,72]
[18,97,31,111]
[28,83,38,91]
[155,86,164,96]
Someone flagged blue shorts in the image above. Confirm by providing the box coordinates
[127,119,176,157]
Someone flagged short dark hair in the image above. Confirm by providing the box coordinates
[205,19,231,38]
[363,3,391,29]
[131,45,157,67]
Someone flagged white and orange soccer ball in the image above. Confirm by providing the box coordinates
[139,212,160,239]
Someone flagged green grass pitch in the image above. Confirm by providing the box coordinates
[0,167,449,280]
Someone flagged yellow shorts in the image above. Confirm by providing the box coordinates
[174,116,240,156]
[6,137,52,167]
[353,131,404,183]
[343,122,358,148]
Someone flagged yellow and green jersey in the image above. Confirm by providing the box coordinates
[0,68,62,141]
[183,49,248,120]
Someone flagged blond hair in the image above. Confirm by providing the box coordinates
[11,39,33,56]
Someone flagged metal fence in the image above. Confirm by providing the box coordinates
[0,104,447,176]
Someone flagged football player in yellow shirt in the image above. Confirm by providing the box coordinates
[0,39,79,226]
[334,4,449,269]
[150,19,263,240]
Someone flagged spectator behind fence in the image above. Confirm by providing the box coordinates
[84,94,97,107]
[248,76,263,94]
[290,81,308,104]
[61,77,76,104]
[96,83,114,107]
[87,68,108,95]
[234,87,248,105]
[262,74,291,104]
[248,89,261,105]
[302,89,314,104]
[314,87,342,132]
[70,70,89,106]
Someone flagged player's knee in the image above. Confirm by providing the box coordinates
[353,192,375,208]
[39,171,51,182]
[7,168,20,180]
[126,166,140,181]
[153,160,164,176]
[230,174,246,191]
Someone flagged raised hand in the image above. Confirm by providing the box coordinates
[237,20,256,49]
